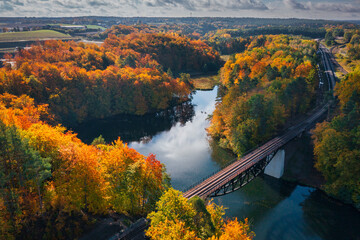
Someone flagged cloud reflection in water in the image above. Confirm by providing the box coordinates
[129,88,221,189]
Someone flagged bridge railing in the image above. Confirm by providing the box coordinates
[183,46,335,195]
[182,103,329,194]
[181,136,278,193]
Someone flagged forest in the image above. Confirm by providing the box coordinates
[0,28,253,239]
[208,34,319,156]
[0,32,221,125]
[313,68,360,208]
[1,17,360,239]
[312,26,360,208]
[0,89,253,239]
[0,92,167,238]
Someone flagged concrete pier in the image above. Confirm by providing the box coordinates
[264,149,285,179]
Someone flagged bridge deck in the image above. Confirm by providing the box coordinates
[183,104,328,199]
[184,43,334,200]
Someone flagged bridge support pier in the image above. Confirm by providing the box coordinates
[264,149,285,179]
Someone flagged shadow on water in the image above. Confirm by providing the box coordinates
[301,190,360,240]
[73,86,360,240]
[73,101,195,144]
[209,136,360,240]
[214,177,360,240]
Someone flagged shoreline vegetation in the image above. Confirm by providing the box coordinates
[208,34,319,157]
[207,32,359,210]
[0,25,251,240]
[313,27,360,209]
[191,74,220,90]
[0,31,222,126]
[0,20,359,239]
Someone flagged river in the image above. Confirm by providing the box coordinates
[75,87,360,240]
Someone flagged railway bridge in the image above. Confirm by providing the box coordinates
[183,104,328,199]
[184,43,335,200]
[118,42,337,239]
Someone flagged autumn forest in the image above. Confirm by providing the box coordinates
[0,18,360,240]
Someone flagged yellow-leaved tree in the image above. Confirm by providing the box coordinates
[146,188,254,240]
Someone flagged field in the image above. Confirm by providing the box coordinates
[191,74,219,90]
[0,30,71,42]
[326,38,360,78]
[48,24,106,30]
[85,25,106,30]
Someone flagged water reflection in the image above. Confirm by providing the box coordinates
[214,178,360,240]
[75,86,360,240]
[74,101,195,144]
[129,88,220,189]
[302,190,360,240]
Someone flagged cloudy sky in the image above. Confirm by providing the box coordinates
[0,0,359,20]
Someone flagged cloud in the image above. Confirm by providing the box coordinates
[144,0,269,11]
[144,0,195,10]
[283,0,308,10]
[0,1,14,12]
[310,2,360,13]
[0,0,358,19]
[10,0,24,6]
[88,0,107,7]
[284,0,360,13]
[222,0,269,10]
[53,0,83,9]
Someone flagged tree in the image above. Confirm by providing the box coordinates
[0,121,51,237]
[209,35,316,157]
[91,135,106,146]
[56,143,107,213]
[166,68,173,78]
[312,68,360,207]
[332,28,344,38]
[102,139,166,215]
[146,219,200,240]
[147,188,196,231]
[209,218,254,240]
[146,188,254,240]
[325,31,335,46]
[344,32,353,43]
[350,34,360,45]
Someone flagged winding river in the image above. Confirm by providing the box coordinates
[75,87,360,240]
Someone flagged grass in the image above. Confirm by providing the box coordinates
[49,24,106,30]
[0,48,16,53]
[0,30,71,42]
[86,25,106,30]
[331,39,360,74]
[191,74,220,90]
[221,55,230,62]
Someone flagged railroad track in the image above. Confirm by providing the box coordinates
[184,102,329,199]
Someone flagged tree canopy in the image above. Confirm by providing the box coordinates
[208,35,318,156]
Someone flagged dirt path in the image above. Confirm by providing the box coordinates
[330,45,348,75]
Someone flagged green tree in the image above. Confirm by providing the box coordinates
[325,31,335,46]
[350,34,360,45]
[147,188,196,230]
[312,69,360,208]
[0,121,51,237]
[344,31,353,43]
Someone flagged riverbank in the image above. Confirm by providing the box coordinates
[282,131,360,213]
[191,74,220,90]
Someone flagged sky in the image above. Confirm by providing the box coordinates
[0,0,359,20]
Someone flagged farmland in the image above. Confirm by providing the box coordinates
[0,30,71,42]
